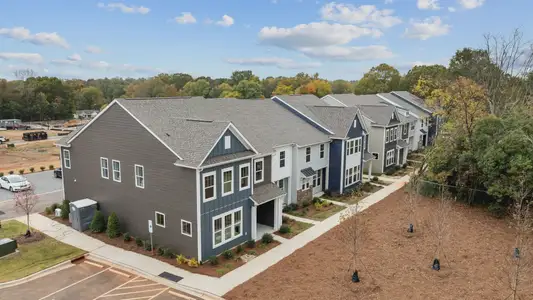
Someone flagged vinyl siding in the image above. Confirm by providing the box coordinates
[383,125,398,172]
[62,103,198,258]
[206,129,247,159]
[253,155,272,188]
[343,114,364,192]
[327,139,343,194]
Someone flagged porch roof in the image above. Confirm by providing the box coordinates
[300,167,316,178]
[397,140,409,148]
[363,151,375,161]
[250,183,286,205]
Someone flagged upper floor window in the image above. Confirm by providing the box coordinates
[112,160,121,182]
[203,171,216,201]
[224,135,231,150]
[354,138,361,153]
[353,119,357,128]
[63,149,71,169]
[305,147,311,162]
[254,158,264,184]
[403,124,408,135]
[222,167,234,196]
[277,179,284,190]
[100,157,109,179]
[385,129,390,143]
[135,164,144,188]
[320,144,325,158]
[239,163,250,191]
[346,139,354,155]
[155,211,165,228]
[279,151,285,168]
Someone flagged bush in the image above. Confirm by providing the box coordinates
[163,248,175,258]
[123,232,131,242]
[302,200,310,207]
[361,182,373,193]
[176,254,187,265]
[314,201,323,210]
[18,169,24,175]
[51,203,60,210]
[488,202,506,218]
[282,216,290,224]
[223,249,234,259]
[40,166,45,171]
[188,258,199,268]
[247,250,257,255]
[208,256,219,265]
[246,240,256,248]
[236,244,244,254]
[45,206,53,215]
[402,163,408,169]
[106,212,121,238]
[7,143,14,148]
[261,233,274,244]
[372,176,379,182]
[89,210,106,233]
[29,167,35,173]
[143,240,152,251]
[282,203,299,213]
[0,172,3,177]
[49,165,54,170]
[135,237,143,247]
[279,224,291,234]
[157,247,164,256]
[60,200,70,219]
[384,169,394,176]
[312,197,321,204]
[8,170,14,175]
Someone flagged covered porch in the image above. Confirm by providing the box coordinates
[362,151,375,182]
[250,183,286,240]
[396,139,409,166]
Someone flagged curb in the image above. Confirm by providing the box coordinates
[0,259,75,289]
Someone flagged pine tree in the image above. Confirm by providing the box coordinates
[60,200,70,220]
[106,212,121,238]
[90,210,106,233]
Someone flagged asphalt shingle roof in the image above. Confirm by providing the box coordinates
[391,91,431,111]
[328,94,390,106]
[358,105,397,126]
[251,182,286,205]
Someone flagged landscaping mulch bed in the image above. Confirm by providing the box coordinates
[225,188,533,300]
[274,218,313,239]
[325,184,384,205]
[285,202,346,221]
[15,231,45,244]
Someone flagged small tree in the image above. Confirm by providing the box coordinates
[60,199,70,219]
[106,212,121,238]
[338,202,367,282]
[13,187,39,237]
[428,187,454,270]
[90,210,106,233]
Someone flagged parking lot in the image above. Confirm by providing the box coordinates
[0,259,200,300]
[0,171,62,202]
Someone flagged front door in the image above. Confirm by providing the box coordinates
[399,148,404,165]
[312,169,323,195]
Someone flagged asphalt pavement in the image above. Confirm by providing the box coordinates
[0,171,63,220]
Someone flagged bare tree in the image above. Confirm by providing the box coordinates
[13,69,36,81]
[403,178,420,234]
[13,187,39,237]
[427,187,454,270]
[338,202,367,282]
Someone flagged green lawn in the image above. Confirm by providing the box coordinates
[286,203,346,221]
[0,220,85,283]
[275,219,314,239]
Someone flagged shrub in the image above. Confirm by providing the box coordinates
[40,166,45,171]
[361,182,373,192]
[49,164,54,170]
[123,232,131,242]
[0,172,3,177]
[302,199,310,207]
[143,240,152,251]
[45,206,53,215]
[60,200,70,219]
[176,254,187,265]
[372,176,379,182]
[246,240,256,248]
[402,163,408,169]
[488,202,506,218]
[89,210,106,233]
[223,249,234,259]
[8,170,14,175]
[314,201,323,210]
[135,237,143,247]
[236,244,244,254]
[188,258,199,268]
[51,203,60,210]
[247,250,257,255]
[157,247,165,256]
[282,203,299,213]
[385,169,394,176]
[106,212,121,238]
[279,224,291,234]
[163,248,175,258]
[7,143,14,148]
[29,167,35,173]
[208,256,219,265]
[324,189,332,197]
[18,169,24,175]
[261,233,274,244]
[282,216,290,224]
[312,197,322,204]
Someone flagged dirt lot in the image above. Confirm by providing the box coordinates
[225,189,533,300]
[0,140,60,174]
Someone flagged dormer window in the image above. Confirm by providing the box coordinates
[224,135,231,149]
[353,120,357,128]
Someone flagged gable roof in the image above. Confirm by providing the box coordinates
[272,95,335,134]
[357,104,399,126]
[390,91,433,113]
[327,94,391,107]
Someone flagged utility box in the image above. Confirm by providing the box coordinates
[54,208,62,217]
[70,199,98,232]
[0,238,17,257]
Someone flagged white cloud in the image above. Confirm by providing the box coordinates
[457,0,485,9]
[68,53,82,61]
[320,3,402,28]
[225,57,321,69]
[85,46,102,54]
[448,7,456,12]
[174,12,197,24]
[97,2,150,14]
[50,58,163,75]
[299,45,394,61]
[417,0,440,10]
[216,15,234,27]
[50,59,78,66]
[385,0,394,3]
[0,27,69,48]
[0,52,44,64]
[404,16,450,40]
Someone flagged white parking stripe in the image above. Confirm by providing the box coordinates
[149,288,170,300]
[100,288,166,297]
[117,283,162,290]
[38,268,110,300]
[120,297,152,300]
[92,275,140,299]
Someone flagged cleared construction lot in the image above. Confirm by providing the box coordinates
[0,259,200,300]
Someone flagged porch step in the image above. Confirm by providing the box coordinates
[282,214,321,225]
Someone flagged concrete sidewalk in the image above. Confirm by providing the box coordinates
[18,175,408,297]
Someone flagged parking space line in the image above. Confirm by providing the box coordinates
[100,288,166,298]
[108,268,132,278]
[117,283,162,290]
[169,290,196,300]
[84,260,105,268]
[93,275,140,299]
[38,267,111,300]
[120,297,152,300]
[149,288,170,300]
[130,279,148,283]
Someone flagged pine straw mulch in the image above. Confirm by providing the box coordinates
[225,188,533,300]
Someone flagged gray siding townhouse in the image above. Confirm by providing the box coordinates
[272,95,372,195]
[57,96,329,260]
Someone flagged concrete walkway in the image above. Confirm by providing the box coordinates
[282,213,322,225]
[17,175,409,297]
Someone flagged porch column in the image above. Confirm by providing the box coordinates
[274,198,282,231]
[368,161,372,182]
[251,205,257,240]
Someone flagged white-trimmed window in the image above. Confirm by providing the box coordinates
[386,149,395,166]
[277,179,284,190]
[112,160,121,182]
[63,149,71,169]
[353,119,357,128]
[313,170,322,187]
[203,171,216,201]
[135,164,144,188]
[346,139,354,156]
[254,158,264,184]
[224,135,231,149]
[155,212,165,228]
[403,124,407,135]
[344,165,360,187]
[213,207,242,248]
[301,178,310,190]
[181,220,192,237]
[305,147,311,162]
[279,151,285,168]
[354,138,361,153]
[222,167,234,196]
[320,144,325,158]
[100,157,109,179]
[385,129,389,143]
[239,163,250,191]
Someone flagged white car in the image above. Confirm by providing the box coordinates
[0,175,31,192]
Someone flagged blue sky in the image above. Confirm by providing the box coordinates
[0,0,532,80]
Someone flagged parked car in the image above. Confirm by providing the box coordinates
[0,136,8,144]
[22,131,48,141]
[54,168,62,179]
[0,175,31,192]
